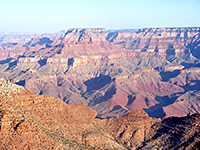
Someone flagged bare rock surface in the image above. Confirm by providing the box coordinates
[0,78,24,96]
[0,80,199,149]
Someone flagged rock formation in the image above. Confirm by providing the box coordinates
[0,27,200,119]
[0,79,199,149]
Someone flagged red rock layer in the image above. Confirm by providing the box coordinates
[0,79,199,149]
[0,27,200,119]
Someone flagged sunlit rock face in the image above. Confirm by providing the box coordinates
[0,79,199,149]
[0,27,200,119]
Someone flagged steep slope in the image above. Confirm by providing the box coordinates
[0,79,199,149]
[0,79,93,149]
[138,113,200,150]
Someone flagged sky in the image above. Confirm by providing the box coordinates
[0,0,200,33]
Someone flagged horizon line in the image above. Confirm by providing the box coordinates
[1,26,200,34]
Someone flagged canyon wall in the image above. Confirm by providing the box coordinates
[0,27,200,119]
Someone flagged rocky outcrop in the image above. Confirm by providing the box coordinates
[0,80,199,149]
[0,78,24,96]
[138,113,200,150]
[62,28,107,44]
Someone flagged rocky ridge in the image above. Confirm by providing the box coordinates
[0,79,199,149]
[0,78,24,96]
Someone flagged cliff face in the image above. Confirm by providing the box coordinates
[0,79,199,149]
[0,27,200,119]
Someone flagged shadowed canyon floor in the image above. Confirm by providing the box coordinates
[0,79,199,149]
[0,27,200,119]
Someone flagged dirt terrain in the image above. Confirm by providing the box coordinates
[0,79,199,149]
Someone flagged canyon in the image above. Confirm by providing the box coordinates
[0,79,199,149]
[0,27,200,119]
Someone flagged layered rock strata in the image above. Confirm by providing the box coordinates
[0,27,200,118]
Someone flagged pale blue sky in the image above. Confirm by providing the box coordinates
[0,0,200,33]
